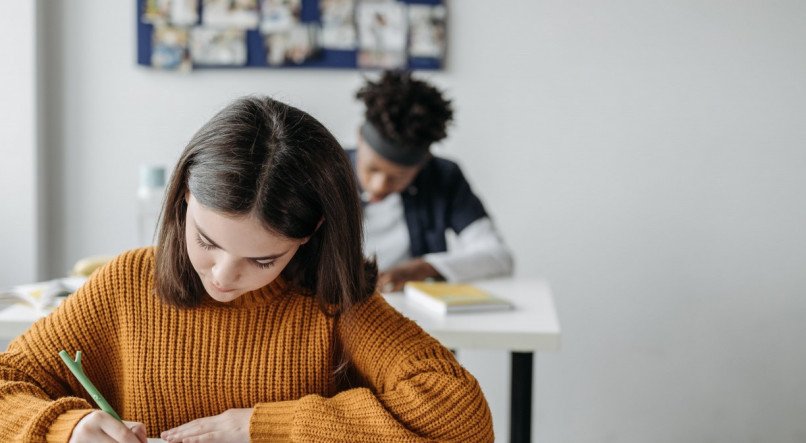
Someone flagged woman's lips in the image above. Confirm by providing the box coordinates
[212,283,236,293]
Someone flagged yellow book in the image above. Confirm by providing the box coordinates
[404,281,513,314]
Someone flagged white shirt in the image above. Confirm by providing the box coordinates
[362,193,514,282]
[362,193,411,271]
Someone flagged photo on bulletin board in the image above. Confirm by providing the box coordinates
[136,0,446,71]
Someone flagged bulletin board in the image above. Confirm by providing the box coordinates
[136,0,446,71]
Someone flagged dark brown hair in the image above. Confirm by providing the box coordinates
[356,70,454,155]
[154,96,377,314]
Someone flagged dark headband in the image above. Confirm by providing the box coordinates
[360,122,428,166]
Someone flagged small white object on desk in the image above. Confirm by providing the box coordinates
[0,277,87,341]
[2,277,85,314]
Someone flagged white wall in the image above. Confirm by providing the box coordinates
[0,2,38,287]
[28,0,806,441]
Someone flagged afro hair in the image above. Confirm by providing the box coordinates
[356,70,454,152]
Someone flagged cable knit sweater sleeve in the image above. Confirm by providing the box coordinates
[0,253,132,442]
[250,294,494,442]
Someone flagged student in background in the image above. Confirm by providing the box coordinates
[350,70,514,292]
[0,96,493,442]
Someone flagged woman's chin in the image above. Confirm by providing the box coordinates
[205,284,243,303]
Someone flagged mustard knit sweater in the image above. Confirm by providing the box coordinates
[0,248,493,442]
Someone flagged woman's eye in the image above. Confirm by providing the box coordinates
[195,233,214,250]
[254,260,275,269]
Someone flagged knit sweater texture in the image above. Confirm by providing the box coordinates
[0,248,493,442]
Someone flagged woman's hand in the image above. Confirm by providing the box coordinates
[161,408,253,443]
[69,411,146,443]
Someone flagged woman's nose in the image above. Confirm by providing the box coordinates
[211,256,240,287]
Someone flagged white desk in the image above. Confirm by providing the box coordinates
[2,278,560,443]
[0,303,45,340]
[0,276,84,341]
[384,278,560,351]
[384,278,561,443]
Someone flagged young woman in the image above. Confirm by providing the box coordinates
[0,96,493,442]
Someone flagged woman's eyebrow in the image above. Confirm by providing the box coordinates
[195,222,290,261]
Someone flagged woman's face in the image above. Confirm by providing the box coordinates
[184,193,308,303]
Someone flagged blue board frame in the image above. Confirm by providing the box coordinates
[136,0,444,70]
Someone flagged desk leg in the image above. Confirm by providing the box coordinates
[510,352,533,443]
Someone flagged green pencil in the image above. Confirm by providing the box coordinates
[58,350,122,422]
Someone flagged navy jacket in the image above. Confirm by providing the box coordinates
[347,149,488,257]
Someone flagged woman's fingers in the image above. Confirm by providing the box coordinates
[162,409,252,443]
[70,411,145,443]
[179,430,227,442]
[162,416,213,442]
[123,420,148,443]
[101,417,147,443]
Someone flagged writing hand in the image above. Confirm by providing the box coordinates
[161,408,252,443]
[377,258,441,293]
[70,411,146,443]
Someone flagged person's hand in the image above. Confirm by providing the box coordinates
[69,411,146,443]
[161,408,252,443]
[377,258,442,293]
